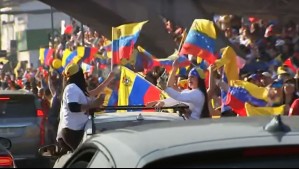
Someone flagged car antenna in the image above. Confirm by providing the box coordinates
[264,115,291,133]
[136,113,144,121]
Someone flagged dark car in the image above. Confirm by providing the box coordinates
[53,116,299,168]
[0,137,15,168]
[0,91,46,161]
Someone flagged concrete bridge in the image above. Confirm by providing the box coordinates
[40,0,299,58]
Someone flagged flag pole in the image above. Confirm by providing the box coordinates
[111,27,115,71]
[178,28,187,53]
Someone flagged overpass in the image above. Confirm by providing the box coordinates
[40,0,299,58]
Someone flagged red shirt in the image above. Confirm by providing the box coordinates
[289,99,299,116]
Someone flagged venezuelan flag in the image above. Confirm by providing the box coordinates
[103,87,118,107]
[135,46,155,72]
[39,48,54,66]
[102,39,112,58]
[118,66,166,106]
[62,49,78,68]
[81,62,94,74]
[245,103,285,117]
[226,80,269,116]
[112,21,148,65]
[180,19,217,64]
[213,47,239,113]
[284,58,298,73]
[96,55,109,70]
[77,46,98,64]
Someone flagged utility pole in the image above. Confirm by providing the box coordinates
[50,6,54,47]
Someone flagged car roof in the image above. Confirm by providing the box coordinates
[94,112,183,122]
[0,90,34,96]
[86,116,299,167]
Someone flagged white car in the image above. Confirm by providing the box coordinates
[42,110,185,168]
[52,116,299,168]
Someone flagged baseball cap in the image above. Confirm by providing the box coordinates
[63,63,80,77]
[188,67,205,79]
[270,79,284,88]
[262,72,272,78]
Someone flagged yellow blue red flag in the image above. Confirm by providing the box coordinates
[118,66,166,106]
[112,21,148,65]
[245,103,285,117]
[226,80,269,116]
[180,19,217,64]
[62,49,78,68]
[39,48,54,66]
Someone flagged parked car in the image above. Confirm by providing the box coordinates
[0,137,15,168]
[0,91,46,161]
[52,116,299,168]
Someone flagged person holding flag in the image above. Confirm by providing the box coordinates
[147,58,210,120]
[56,63,115,155]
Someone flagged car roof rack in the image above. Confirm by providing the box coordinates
[93,105,189,111]
[88,105,189,134]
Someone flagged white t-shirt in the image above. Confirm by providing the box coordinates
[57,84,89,139]
[164,87,205,120]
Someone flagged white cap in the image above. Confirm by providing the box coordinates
[262,72,272,78]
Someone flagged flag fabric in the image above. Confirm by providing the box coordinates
[135,46,156,72]
[118,66,166,106]
[96,54,109,70]
[284,58,298,73]
[245,103,285,117]
[77,46,98,64]
[180,19,217,64]
[81,62,94,74]
[133,46,190,73]
[102,39,112,58]
[226,80,269,116]
[215,47,239,112]
[112,21,148,65]
[62,49,78,68]
[39,48,54,66]
[103,87,118,107]
[216,46,239,85]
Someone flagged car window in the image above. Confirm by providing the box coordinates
[88,151,113,168]
[144,146,299,168]
[65,148,98,168]
[0,95,36,118]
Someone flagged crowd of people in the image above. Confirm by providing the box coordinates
[1,16,299,149]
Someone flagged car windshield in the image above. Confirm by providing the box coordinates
[93,111,183,133]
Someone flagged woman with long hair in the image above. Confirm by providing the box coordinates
[147,59,210,119]
[56,63,114,153]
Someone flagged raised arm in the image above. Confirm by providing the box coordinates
[167,58,180,88]
[88,72,115,98]
[48,73,56,96]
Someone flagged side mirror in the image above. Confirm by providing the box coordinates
[0,137,12,150]
[38,144,60,159]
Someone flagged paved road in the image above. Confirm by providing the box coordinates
[15,158,55,168]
